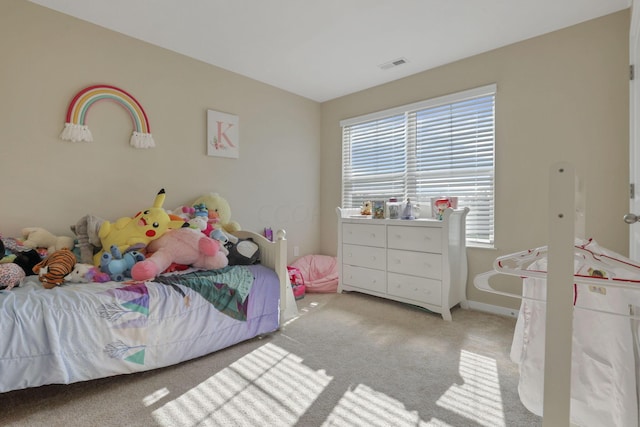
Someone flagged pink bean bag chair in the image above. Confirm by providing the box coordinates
[290,254,338,293]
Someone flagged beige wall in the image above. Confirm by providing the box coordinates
[320,10,630,309]
[0,1,321,262]
[1,2,631,311]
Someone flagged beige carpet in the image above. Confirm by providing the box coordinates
[0,292,541,426]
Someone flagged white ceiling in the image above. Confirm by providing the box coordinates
[29,0,630,102]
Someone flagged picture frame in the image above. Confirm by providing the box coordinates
[207,109,239,158]
[372,200,385,219]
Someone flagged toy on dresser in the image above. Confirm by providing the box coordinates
[360,201,372,216]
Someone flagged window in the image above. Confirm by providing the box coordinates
[341,84,495,246]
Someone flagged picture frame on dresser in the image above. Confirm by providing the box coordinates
[372,200,385,219]
[335,206,470,321]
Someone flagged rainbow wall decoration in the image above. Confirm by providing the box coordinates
[60,84,155,148]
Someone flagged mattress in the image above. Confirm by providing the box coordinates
[0,264,280,393]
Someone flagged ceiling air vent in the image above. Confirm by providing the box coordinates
[379,57,408,70]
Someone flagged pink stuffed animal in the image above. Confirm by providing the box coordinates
[131,227,228,281]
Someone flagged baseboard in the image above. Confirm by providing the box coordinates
[466,300,519,318]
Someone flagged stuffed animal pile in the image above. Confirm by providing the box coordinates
[1,189,245,289]
[0,234,69,289]
[171,192,260,264]
[1,231,80,289]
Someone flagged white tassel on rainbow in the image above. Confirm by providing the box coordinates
[60,84,155,148]
[59,123,93,143]
[130,131,155,149]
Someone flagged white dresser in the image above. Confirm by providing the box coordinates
[336,207,469,321]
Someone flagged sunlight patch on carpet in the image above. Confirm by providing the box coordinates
[143,387,170,407]
[322,383,441,426]
[151,342,332,426]
[436,349,505,427]
[283,301,322,327]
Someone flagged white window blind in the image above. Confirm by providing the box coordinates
[341,84,496,246]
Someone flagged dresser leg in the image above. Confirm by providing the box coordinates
[441,309,452,321]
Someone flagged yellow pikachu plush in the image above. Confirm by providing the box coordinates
[93,189,186,266]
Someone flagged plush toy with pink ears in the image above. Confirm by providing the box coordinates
[131,227,228,281]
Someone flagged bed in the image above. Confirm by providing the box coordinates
[0,229,290,394]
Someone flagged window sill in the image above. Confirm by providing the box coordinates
[467,242,497,250]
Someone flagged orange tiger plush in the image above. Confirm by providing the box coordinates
[33,248,76,289]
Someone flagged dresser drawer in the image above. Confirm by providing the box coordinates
[343,265,386,293]
[387,225,442,253]
[343,223,386,247]
[387,249,442,279]
[343,244,386,270]
[387,272,442,305]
